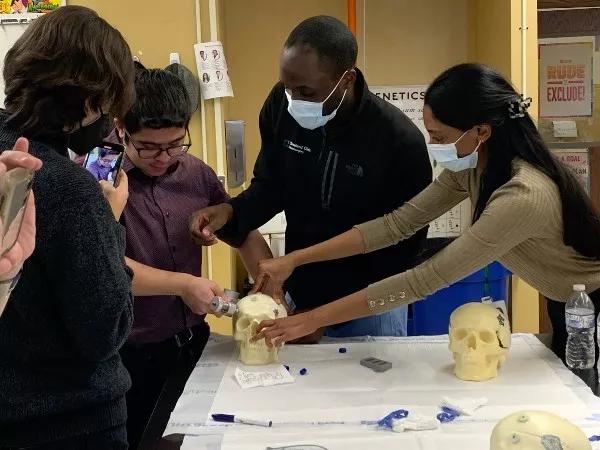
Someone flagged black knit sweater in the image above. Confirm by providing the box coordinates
[0,112,133,446]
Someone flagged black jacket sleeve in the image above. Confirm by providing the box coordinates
[218,85,285,247]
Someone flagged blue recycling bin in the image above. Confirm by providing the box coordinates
[407,262,511,336]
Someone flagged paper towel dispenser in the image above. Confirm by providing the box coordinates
[225,120,246,188]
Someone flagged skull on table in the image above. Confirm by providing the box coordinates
[233,293,287,365]
[449,302,511,381]
[490,410,591,449]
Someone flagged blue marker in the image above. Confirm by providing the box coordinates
[212,413,272,427]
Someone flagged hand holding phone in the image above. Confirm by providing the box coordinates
[100,170,129,221]
[83,142,125,186]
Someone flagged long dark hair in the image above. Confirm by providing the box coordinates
[3,6,135,138]
[425,63,600,259]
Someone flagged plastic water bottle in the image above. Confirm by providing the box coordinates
[565,284,595,369]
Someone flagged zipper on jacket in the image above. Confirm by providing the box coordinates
[319,128,339,211]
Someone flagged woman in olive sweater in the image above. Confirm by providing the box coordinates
[253,64,600,357]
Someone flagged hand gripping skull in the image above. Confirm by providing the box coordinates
[233,293,287,365]
[490,410,591,449]
[449,302,511,381]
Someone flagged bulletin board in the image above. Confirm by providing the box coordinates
[0,1,65,107]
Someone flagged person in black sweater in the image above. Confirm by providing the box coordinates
[190,16,432,341]
[0,6,136,449]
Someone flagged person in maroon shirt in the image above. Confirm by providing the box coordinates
[112,65,270,449]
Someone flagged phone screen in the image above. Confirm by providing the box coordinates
[83,142,125,186]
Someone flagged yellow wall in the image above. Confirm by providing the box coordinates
[468,0,513,80]
[355,0,472,85]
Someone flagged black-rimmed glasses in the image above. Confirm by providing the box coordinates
[125,129,192,159]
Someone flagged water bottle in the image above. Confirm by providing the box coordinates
[565,284,595,369]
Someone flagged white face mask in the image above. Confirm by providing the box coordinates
[427,129,481,172]
[286,71,348,130]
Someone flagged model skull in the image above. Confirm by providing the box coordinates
[233,293,287,365]
[449,302,511,381]
[490,410,591,449]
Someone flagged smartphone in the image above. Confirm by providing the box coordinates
[0,168,34,257]
[83,142,125,186]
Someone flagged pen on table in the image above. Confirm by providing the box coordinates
[211,413,272,427]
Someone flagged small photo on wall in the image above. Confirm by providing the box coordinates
[0,0,63,15]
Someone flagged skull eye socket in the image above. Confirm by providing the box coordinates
[453,329,467,340]
[479,330,495,344]
[236,317,252,332]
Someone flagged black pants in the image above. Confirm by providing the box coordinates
[120,323,210,450]
[2,425,128,450]
[547,289,600,363]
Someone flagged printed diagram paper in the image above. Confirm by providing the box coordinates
[194,41,233,100]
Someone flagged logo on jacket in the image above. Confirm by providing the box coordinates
[346,163,364,178]
[283,139,312,154]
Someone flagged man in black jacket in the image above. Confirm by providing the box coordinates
[191,16,431,340]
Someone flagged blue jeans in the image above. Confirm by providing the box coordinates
[325,306,408,337]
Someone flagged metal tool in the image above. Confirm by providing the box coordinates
[209,289,240,316]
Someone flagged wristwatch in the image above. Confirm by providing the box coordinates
[0,270,22,313]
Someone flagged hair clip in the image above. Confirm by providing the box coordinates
[508,96,532,119]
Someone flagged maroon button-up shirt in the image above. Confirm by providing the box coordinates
[120,154,228,344]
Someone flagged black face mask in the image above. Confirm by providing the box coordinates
[67,114,110,156]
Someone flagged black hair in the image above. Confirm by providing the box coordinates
[99,149,108,158]
[284,15,357,76]
[123,66,191,134]
[425,63,600,259]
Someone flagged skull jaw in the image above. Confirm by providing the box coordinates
[453,353,501,382]
[237,340,280,365]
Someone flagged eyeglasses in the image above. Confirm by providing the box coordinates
[125,129,192,159]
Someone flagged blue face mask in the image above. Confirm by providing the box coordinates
[285,71,348,130]
[427,129,481,172]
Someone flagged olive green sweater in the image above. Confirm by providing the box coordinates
[356,159,600,314]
